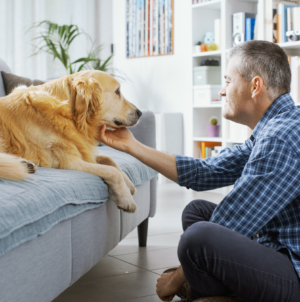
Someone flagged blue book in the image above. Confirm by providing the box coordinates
[245,18,255,41]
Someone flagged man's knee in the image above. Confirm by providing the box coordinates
[178,221,218,263]
[182,199,212,231]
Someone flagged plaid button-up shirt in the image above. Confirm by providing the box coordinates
[176,93,300,278]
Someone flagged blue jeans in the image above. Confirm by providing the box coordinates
[178,199,300,302]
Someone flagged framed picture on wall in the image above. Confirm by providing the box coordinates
[126,0,174,58]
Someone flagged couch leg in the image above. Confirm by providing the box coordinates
[138,218,149,247]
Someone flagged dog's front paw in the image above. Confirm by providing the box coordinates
[21,159,37,174]
[109,189,137,213]
[121,171,136,195]
[117,202,137,213]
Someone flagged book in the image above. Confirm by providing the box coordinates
[136,0,141,57]
[245,18,256,41]
[126,0,130,57]
[265,0,273,42]
[293,7,300,31]
[256,0,265,40]
[277,9,282,43]
[152,0,156,55]
[214,19,221,50]
[155,0,159,55]
[141,0,145,56]
[148,0,150,56]
[149,0,153,56]
[287,7,293,32]
[273,8,277,43]
[132,0,136,57]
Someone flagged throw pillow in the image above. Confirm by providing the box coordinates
[1,71,45,95]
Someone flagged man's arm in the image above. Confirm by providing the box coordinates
[129,140,178,182]
[98,125,251,191]
[98,125,178,182]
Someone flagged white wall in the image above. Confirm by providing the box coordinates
[112,0,193,155]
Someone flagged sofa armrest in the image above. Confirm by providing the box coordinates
[129,110,157,217]
[129,109,156,149]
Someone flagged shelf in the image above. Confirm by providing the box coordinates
[192,0,222,10]
[277,41,300,50]
[193,104,222,108]
[192,50,222,57]
[226,139,245,144]
[193,137,223,142]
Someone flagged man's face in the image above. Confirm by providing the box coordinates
[221,56,252,124]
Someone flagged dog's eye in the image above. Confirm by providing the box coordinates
[115,88,120,96]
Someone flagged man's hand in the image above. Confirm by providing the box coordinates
[98,124,179,183]
[97,125,137,153]
[156,273,177,301]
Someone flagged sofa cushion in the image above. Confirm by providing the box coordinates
[1,71,45,95]
[0,146,157,258]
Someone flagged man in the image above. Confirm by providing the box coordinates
[98,41,300,302]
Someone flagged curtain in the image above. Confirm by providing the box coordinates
[0,0,102,80]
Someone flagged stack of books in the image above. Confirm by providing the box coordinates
[277,2,300,43]
[126,0,173,58]
[256,0,300,43]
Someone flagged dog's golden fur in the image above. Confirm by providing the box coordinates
[0,70,140,212]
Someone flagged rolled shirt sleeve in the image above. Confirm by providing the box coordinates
[175,139,252,191]
[210,137,300,237]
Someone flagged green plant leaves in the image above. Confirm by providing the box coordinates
[29,20,114,76]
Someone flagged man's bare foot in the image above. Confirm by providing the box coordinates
[156,266,186,301]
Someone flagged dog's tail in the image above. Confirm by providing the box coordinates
[0,153,33,181]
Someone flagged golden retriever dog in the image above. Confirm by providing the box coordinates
[0,70,142,213]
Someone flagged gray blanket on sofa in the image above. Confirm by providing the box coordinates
[0,146,157,257]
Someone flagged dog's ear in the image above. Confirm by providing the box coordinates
[68,77,103,131]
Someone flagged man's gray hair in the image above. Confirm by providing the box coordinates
[229,41,291,100]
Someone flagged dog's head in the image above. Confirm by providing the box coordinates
[68,70,142,133]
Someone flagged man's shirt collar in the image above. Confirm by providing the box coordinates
[251,93,295,140]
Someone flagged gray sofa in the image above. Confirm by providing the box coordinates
[0,59,157,302]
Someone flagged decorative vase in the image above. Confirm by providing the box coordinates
[207,125,220,137]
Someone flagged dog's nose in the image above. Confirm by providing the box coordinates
[136,109,142,118]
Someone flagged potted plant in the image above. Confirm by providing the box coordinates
[207,117,220,137]
[194,41,202,53]
[29,21,113,75]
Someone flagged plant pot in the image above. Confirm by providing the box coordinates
[194,45,201,53]
[207,125,220,137]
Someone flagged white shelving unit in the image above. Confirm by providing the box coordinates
[191,0,300,158]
